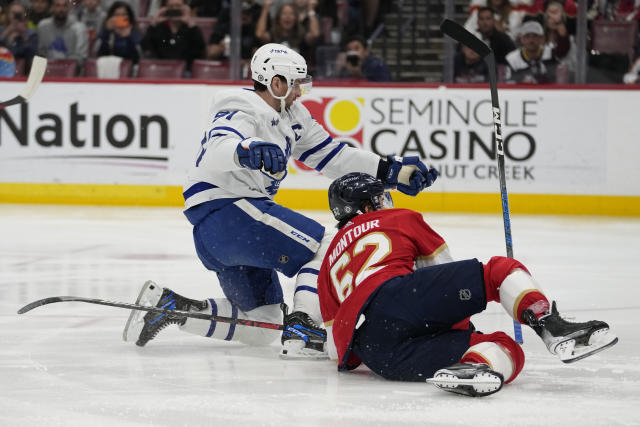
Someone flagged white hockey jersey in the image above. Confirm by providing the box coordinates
[183,88,381,209]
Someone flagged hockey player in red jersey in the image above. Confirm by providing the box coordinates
[317,172,618,397]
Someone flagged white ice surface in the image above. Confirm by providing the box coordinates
[1,205,639,427]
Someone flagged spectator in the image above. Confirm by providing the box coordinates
[525,0,577,35]
[0,3,6,28]
[292,0,317,26]
[74,0,105,41]
[206,0,261,61]
[616,0,640,21]
[27,0,50,30]
[465,0,525,40]
[316,0,338,26]
[189,0,223,17]
[141,0,205,71]
[615,0,640,55]
[0,1,37,66]
[94,1,141,63]
[0,45,16,76]
[255,1,320,69]
[505,20,561,83]
[336,35,391,81]
[148,0,219,18]
[543,0,574,82]
[145,0,165,17]
[292,0,321,67]
[37,0,88,65]
[102,0,138,17]
[623,56,640,84]
[474,6,516,65]
[345,0,392,38]
[454,43,489,83]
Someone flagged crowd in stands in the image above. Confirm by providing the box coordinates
[0,0,638,83]
[0,0,391,81]
[455,0,640,84]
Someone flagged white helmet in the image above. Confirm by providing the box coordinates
[251,43,312,107]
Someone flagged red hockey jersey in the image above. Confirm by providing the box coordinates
[318,208,450,370]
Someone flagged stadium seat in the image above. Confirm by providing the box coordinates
[194,18,216,43]
[84,58,133,78]
[592,20,638,63]
[191,59,230,80]
[137,59,186,79]
[45,59,78,78]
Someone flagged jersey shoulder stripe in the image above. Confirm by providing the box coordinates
[210,125,246,139]
[298,135,333,162]
[183,182,218,200]
[316,142,346,171]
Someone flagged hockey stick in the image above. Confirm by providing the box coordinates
[0,56,47,108]
[17,296,285,331]
[440,19,523,343]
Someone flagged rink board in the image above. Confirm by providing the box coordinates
[0,80,639,215]
[0,183,638,216]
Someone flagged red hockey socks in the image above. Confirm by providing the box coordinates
[483,256,550,322]
[462,332,525,383]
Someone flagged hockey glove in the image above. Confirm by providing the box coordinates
[384,155,438,196]
[236,139,286,174]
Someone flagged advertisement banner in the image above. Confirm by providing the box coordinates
[1,82,639,198]
[285,88,612,195]
[0,82,215,185]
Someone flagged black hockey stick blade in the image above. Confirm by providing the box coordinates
[18,295,285,331]
[440,19,491,58]
[18,296,74,314]
[0,56,47,108]
[0,95,26,108]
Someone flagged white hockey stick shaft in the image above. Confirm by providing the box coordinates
[0,56,47,108]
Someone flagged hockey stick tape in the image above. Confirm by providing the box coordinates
[263,168,286,180]
[397,165,417,186]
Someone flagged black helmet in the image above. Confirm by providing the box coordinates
[328,172,392,222]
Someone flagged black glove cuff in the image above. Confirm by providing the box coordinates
[376,157,390,182]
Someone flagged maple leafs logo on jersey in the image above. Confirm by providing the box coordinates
[291,124,302,141]
[265,178,282,196]
[284,136,292,158]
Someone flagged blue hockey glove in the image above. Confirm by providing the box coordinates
[423,166,439,187]
[384,155,438,196]
[236,139,286,174]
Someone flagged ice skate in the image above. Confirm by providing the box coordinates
[427,363,504,397]
[123,280,207,347]
[521,301,618,363]
[280,311,328,360]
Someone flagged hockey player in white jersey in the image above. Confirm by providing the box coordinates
[123,43,438,358]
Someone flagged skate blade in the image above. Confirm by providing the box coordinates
[560,329,619,363]
[122,280,159,342]
[279,341,329,360]
[427,372,503,397]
